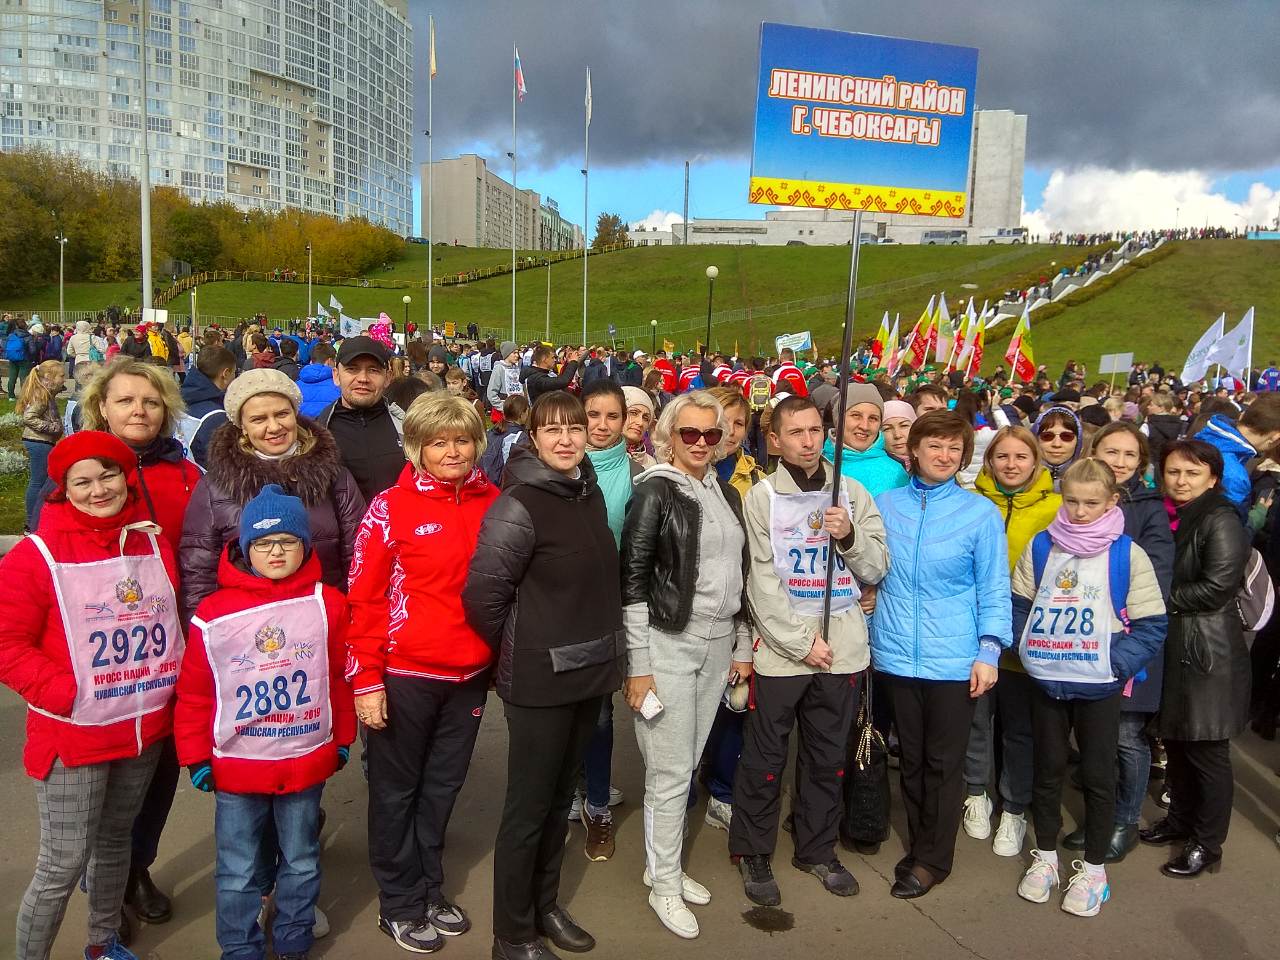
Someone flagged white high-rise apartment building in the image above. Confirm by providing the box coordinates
[0,0,413,235]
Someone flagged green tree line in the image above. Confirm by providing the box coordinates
[0,149,405,300]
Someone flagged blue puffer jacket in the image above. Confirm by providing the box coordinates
[1119,475,1173,712]
[821,432,909,499]
[1193,414,1254,507]
[298,363,342,418]
[872,477,1012,681]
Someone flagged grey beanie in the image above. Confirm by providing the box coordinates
[831,382,884,416]
[499,340,518,357]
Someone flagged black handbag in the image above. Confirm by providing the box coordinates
[840,670,891,853]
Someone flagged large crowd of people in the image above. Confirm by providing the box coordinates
[2,317,1280,960]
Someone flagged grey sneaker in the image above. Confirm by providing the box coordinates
[378,916,443,954]
[737,854,781,906]
[425,899,470,936]
[792,857,859,896]
[704,797,732,832]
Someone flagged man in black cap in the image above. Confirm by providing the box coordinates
[317,335,406,504]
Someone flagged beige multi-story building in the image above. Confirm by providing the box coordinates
[1,0,414,235]
[425,153,583,250]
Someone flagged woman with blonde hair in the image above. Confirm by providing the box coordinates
[620,390,752,938]
[964,426,1062,858]
[347,394,499,951]
[18,360,66,531]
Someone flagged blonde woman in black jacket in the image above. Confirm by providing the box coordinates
[463,391,624,960]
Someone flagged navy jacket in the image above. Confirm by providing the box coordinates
[1118,475,1174,712]
[178,366,228,469]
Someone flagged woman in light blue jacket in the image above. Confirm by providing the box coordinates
[871,410,1012,900]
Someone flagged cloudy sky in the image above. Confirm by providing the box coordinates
[407,1,1280,236]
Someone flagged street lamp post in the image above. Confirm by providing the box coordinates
[305,243,313,320]
[401,294,411,333]
[704,265,719,354]
[55,232,68,321]
[650,318,658,355]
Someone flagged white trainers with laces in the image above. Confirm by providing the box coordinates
[962,792,993,840]
[992,811,1027,857]
[648,892,699,939]
[608,785,624,806]
[1017,850,1060,904]
[704,797,732,832]
[1060,861,1109,917]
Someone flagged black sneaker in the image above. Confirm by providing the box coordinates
[426,899,471,936]
[738,854,781,906]
[379,916,444,954]
[792,857,859,896]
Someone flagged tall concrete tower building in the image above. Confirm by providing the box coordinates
[1,0,414,235]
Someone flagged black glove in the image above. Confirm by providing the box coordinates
[188,761,214,793]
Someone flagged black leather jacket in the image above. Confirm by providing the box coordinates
[620,472,749,632]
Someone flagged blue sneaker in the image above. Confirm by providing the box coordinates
[85,935,138,960]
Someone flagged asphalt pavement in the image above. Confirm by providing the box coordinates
[1,687,1278,960]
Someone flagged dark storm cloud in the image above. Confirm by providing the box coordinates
[410,1,1280,173]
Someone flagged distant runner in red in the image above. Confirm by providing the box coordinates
[771,348,810,397]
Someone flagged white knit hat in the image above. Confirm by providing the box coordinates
[622,385,654,417]
[223,368,303,427]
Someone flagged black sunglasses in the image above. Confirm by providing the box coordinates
[676,427,724,446]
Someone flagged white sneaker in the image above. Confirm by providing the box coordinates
[962,793,993,840]
[568,792,583,822]
[648,891,699,939]
[1060,861,1109,918]
[643,869,711,905]
[704,797,732,832]
[992,811,1027,857]
[313,905,330,938]
[608,785,624,807]
[1017,850,1060,904]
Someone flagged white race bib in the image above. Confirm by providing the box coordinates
[767,483,859,618]
[1019,547,1114,684]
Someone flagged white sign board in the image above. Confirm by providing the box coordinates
[775,330,814,354]
[142,308,168,326]
[1098,352,1134,376]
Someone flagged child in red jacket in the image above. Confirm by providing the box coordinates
[175,484,355,960]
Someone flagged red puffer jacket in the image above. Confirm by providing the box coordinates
[0,498,180,779]
[174,546,355,794]
[346,464,498,695]
[131,438,199,554]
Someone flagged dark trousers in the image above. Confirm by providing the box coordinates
[882,674,974,881]
[704,704,745,803]
[494,696,601,942]
[1164,738,1234,857]
[131,735,178,871]
[729,672,857,865]
[367,673,489,920]
[1029,688,1122,865]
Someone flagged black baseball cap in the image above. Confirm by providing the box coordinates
[336,335,390,366]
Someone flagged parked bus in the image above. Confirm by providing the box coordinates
[977,227,1028,244]
[921,229,967,245]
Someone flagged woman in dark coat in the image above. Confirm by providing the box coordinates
[1140,439,1249,878]
[463,391,624,960]
[179,368,366,620]
[1073,422,1173,861]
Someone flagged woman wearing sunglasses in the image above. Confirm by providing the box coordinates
[619,391,752,939]
[1032,406,1084,490]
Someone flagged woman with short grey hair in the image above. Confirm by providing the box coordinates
[620,391,753,939]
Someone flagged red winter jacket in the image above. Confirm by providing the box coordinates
[174,547,355,794]
[771,362,809,398]
[0,498,179,779]
[133,447,199,555]
[346,464,499,695]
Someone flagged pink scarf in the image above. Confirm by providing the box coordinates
[1046,504,1125,557]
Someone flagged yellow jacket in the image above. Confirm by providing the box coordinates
[723,450,762,500]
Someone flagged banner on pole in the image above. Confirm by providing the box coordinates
[775,330,814,354]
[443,321,456,338]
[748,22,978,217]
[1098,352,1134,375]
[338,313,360,339]
[1180,314,1225,383]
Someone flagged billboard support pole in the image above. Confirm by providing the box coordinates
[820,209,864,645]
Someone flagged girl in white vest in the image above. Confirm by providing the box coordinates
[1010,459,1166,917]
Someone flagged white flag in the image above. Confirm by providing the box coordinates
[585,67,592,127]
[329,294,344,312]
[1210,307,1254,379]
[339,313,360,339]
[1179,313,1225,384]
[317,302,330,319]
[934,293,952,364]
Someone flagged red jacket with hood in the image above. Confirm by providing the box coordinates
[174,546,355,794]
[0,497,179,779]
[346,463,498,695]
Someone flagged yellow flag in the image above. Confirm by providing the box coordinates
[663,338,676,354]
[428,16,437,79]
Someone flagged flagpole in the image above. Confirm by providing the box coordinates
[582,67,590,346]
[426,15,434,334]
[511,48,517,341]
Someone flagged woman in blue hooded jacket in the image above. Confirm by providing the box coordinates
[871,410,1012,899]
[820,383,909,498]
[1032,405,1083,491]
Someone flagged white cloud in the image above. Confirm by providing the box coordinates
[629,208,682,232]
[1021,168,1279,234]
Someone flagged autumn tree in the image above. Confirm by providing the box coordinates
[592,212,628,250]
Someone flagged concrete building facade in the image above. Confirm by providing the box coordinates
[424,153,583,251]
[664,109,1028,246]
[1,0,415,235]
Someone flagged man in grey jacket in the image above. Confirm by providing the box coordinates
[486,340,524,409]
[729,395,889,907]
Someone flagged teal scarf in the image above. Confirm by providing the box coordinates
[586,440,634,546]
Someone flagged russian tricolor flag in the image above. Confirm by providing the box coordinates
[514,46,527,102]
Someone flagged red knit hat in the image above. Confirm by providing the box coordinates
[47,431,138,495]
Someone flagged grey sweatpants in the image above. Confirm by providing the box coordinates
[17,743,162,960]
[634,626,733,898]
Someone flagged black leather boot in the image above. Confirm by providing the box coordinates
[125,866,172,924]
[1138,817,1188,845]
[1161,841,1222,878]
[1105,823,1139,862]
[535,907,594,953]
[492,937,564,960]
